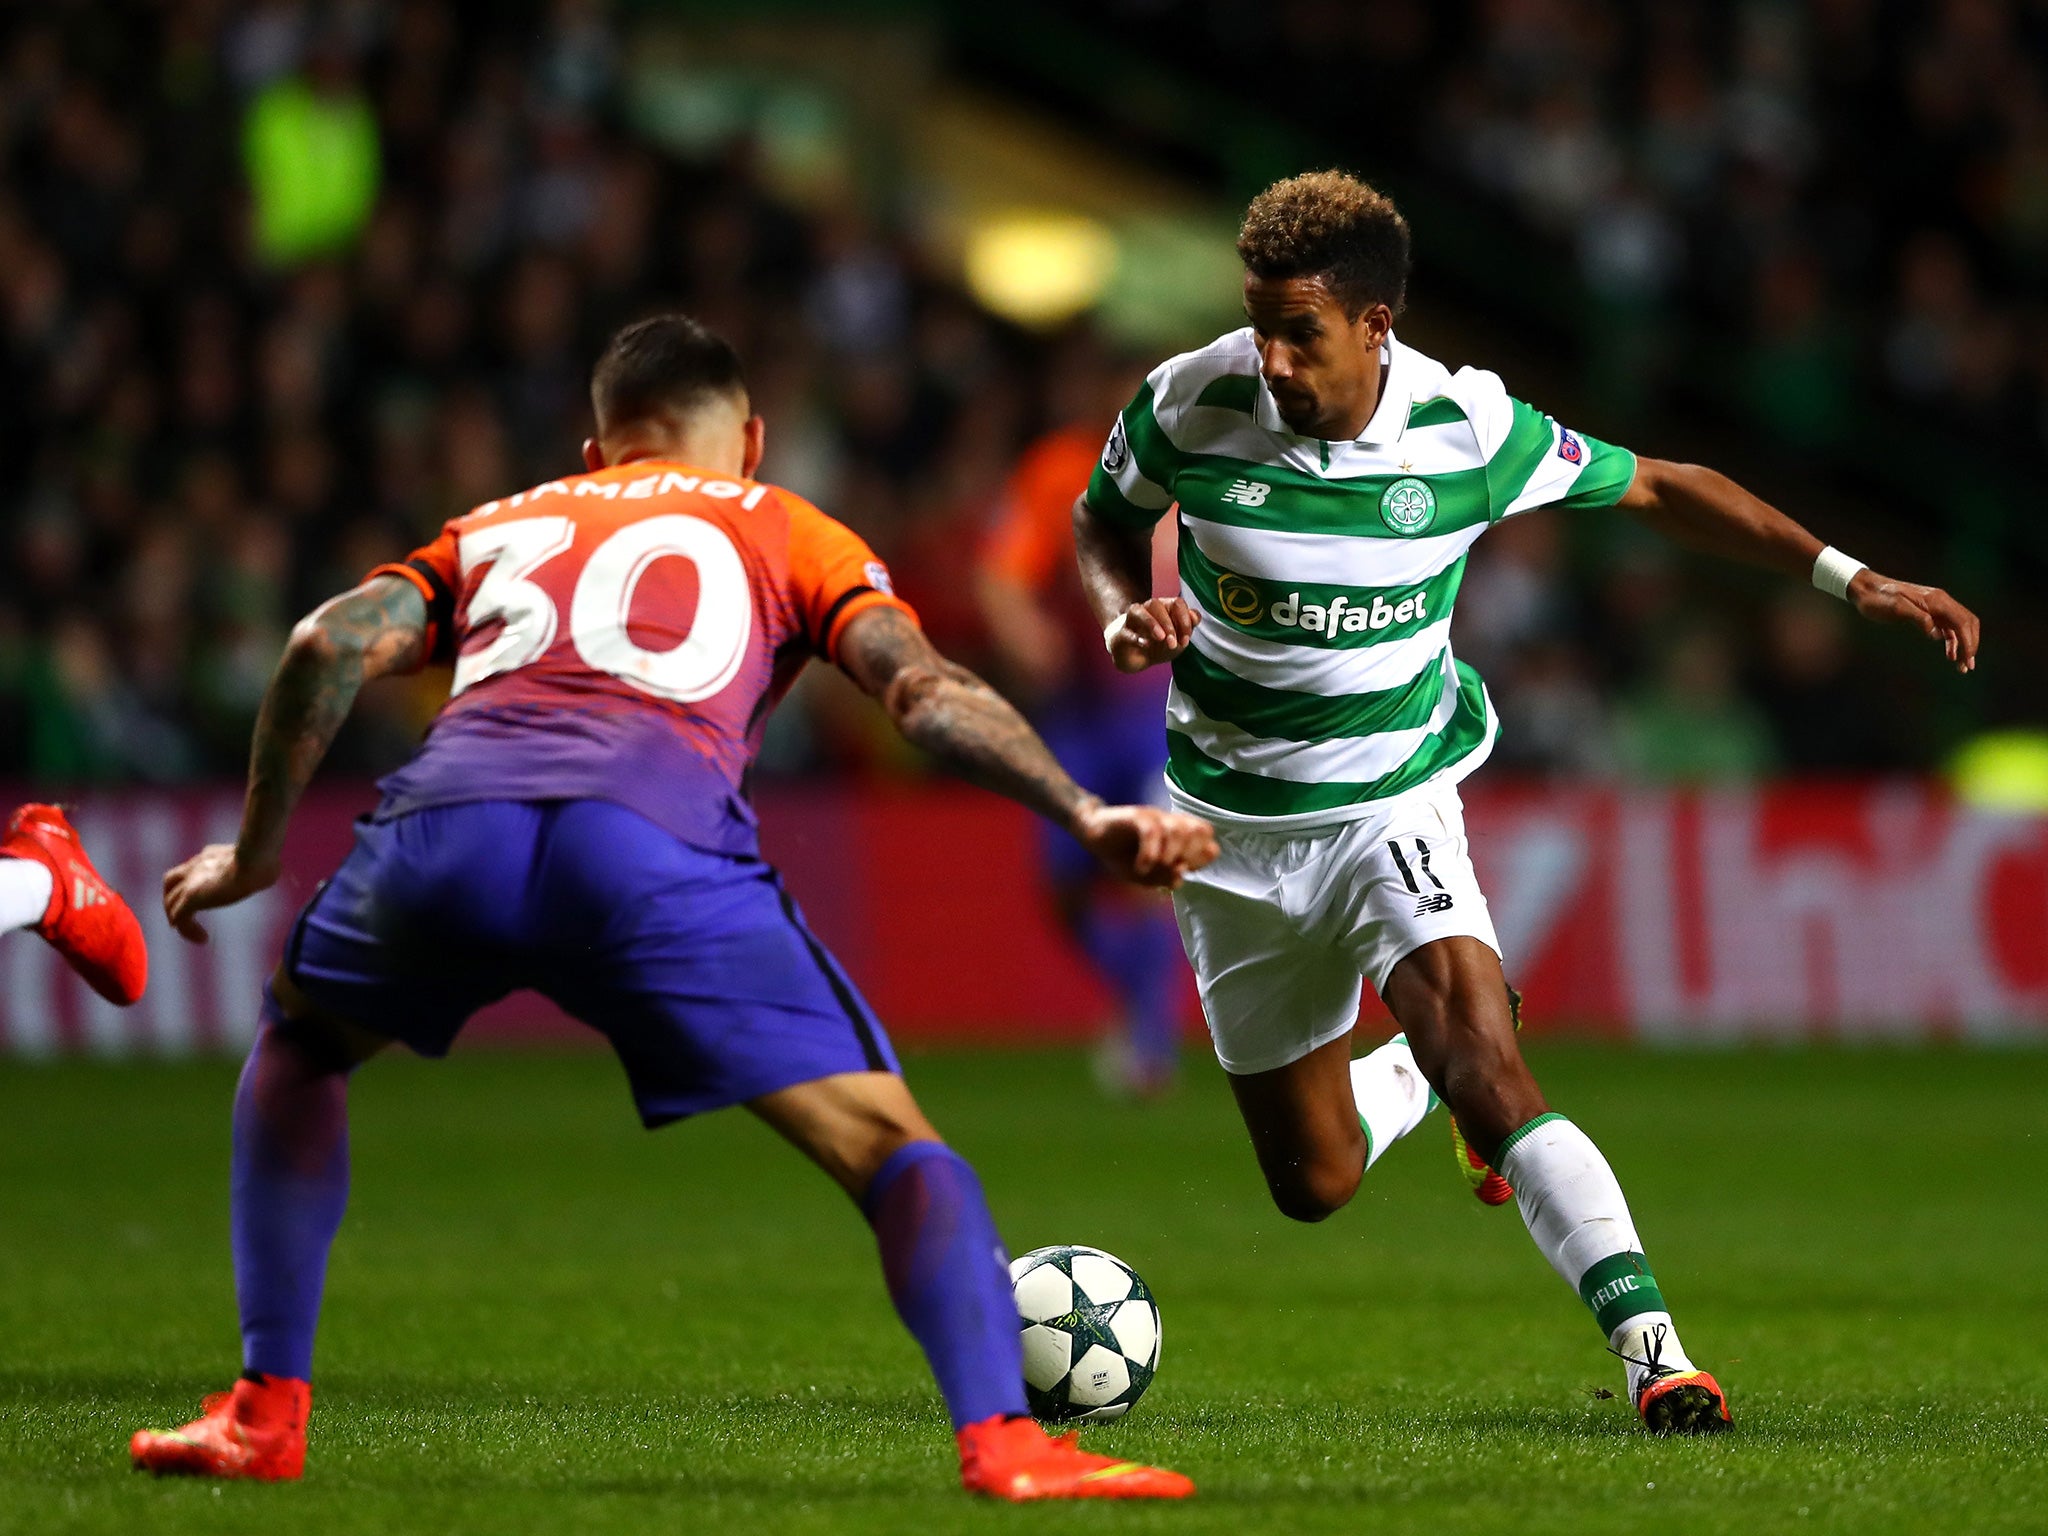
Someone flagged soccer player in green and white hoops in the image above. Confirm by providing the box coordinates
[1072,170,1982,1434]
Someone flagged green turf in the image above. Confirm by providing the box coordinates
[2,1043,2045,1535]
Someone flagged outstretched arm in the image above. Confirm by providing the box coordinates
[1072,494,1199,673]
[835,606,1216,887]
[1616,457,1980,673]
[164,575,431,941]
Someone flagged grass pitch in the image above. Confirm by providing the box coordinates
[1,1042,2044,1535]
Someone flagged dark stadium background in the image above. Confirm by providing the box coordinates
[3,0,2044,1048]
[2,6,2046,1533]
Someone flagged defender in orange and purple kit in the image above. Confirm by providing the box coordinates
[129,316,1212,1500]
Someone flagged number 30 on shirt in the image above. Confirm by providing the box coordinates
[449,514,753,703]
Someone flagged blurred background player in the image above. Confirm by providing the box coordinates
[127,315,1211,1501]
[0,804,147,1007]
[976,330,1184,1096]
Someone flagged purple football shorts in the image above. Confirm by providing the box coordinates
[272,798,898,1125]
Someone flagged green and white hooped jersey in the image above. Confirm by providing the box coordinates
[1085,329,1637,829]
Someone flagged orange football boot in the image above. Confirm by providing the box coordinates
[3,804,147,1006]
[130,1375,310,1480]
[1636,1368,1733,1435]
[957,1414,1194,1500]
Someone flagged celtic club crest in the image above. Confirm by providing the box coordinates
[1379,476,1436,534]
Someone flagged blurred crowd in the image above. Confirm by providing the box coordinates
[0,2,1971,792]
[1438,0,2048,468]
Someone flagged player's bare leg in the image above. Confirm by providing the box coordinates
[1384,937,1731,1434]
[1223,1032,1368,1222]
[749,1071,1195,1499]
[131,983,387,1478]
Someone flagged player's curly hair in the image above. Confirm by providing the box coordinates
[1236,171,1411,317]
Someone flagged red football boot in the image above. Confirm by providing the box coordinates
[957,1414,1194,1501]
[3,804,147,1006]
[1635,1368,1734,1435]
[130,1375,310,1480]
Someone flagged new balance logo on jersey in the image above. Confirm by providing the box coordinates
[1220,479,1271,507]
[1414,893,1455,916]
[73,878,106,909]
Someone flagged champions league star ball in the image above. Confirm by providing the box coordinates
[1009,1245,1162,1423]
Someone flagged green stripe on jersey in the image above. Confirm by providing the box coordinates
[1119,381,1181,488]
[1166,661,1492,816]
[1406,396,1468,429]
[1179,536,1467,650]
[1484,401,1560,516]
[1195,373,1260,413]
[1559,436,1638,509]
[1577,1251,1669,1335]
[1175,455,1494,538]
[1084,462,1161,528]
[1172,643,1450,744]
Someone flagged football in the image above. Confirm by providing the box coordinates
[1009,1244,1162,1423]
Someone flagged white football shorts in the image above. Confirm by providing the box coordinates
[1171,783,1501,1076]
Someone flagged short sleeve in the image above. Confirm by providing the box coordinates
[1082,371,1179,530]
[366,523,460,670]
[1485,397,1638,521]
[783,496,921,662]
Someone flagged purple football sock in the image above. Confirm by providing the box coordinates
[233,1016,352,1382]
[1074,902,1182,1076]
[861,1140,1028,1429]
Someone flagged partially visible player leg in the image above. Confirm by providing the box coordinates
[131,990,386,1479]
[1347,1032,1439,1172]
[1038,698,1181,1097]
[748,1070,1194,1499]
[134,804,520,1478]
[1174,831,1377,1218]
[3,803,148,1004]
[0,853,52,932]
[535,801,1192,1499]
[748,1073,1023,1425]
[1225,1035,1367,1220]
[1383,937,1730,1433]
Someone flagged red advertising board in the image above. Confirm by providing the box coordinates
[3,780,2044,1055]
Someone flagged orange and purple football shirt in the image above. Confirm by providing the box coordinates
[370,460,916,855]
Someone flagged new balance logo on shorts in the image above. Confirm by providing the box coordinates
[1388,839,1452,916]
[1220,479,1271,507]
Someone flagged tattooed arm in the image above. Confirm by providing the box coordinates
[164,576,431,941]
[836,606,1217,887]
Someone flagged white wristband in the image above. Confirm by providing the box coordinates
[1103,616,1127,654]
[1812,546,1866,602]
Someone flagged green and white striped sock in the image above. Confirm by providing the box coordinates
[1497,1113,1695,1396]
[1350,1033,1441,1171]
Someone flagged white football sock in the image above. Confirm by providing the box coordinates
[0,856,54,934]
[1350,1033,1439,1170]
[1497,1113,1693,1397]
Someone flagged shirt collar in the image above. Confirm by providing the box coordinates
[1358,333,1415,447]
[1251,331,1414,448]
